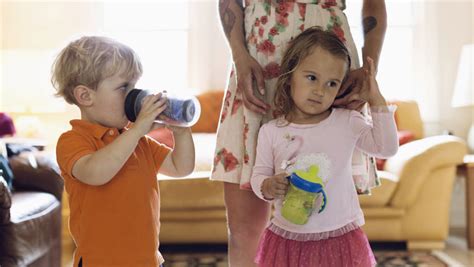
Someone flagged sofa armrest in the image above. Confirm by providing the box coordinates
[384,135,466,208]
[9,152,63,201]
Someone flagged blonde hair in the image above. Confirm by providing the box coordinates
[51,36,143,105]
[274,27,351,119]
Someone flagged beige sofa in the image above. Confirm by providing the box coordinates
[158,93,467,250]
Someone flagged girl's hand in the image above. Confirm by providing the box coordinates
[234,53,269,114]
[133,93,168,136]
[364,57,387,107]
[261,173,289,200]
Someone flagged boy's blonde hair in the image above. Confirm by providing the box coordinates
[51,36,143,105]
[274,27,351,119]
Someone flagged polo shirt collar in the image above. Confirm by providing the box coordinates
[70,119,120,140]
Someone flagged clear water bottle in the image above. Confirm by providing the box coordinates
[124,89,201,127]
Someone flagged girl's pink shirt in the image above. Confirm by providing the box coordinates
[251,106,398,234]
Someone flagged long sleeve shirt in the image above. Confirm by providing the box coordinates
[251,107,398,236]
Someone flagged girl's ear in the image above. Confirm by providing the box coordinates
[73,85,94,106]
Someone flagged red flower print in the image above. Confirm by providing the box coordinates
[276,14,289,27]
[254,18,260,27]
[277,3,288,14]
[299,24,305,32]
[257,39,276,56]
[243,152,249,164]
[263,62,281,80]
[223,150,239,172]
[332,26,346,42]
[322,0,337,9]
[261,16,268,25]
[216,148,239,172]
[298,3,306,19]
[232,99,242,115]
[220,90,232,123]
[258,27,264,37]
[269,27,279,36]
[243,121,249,141]
[277,2,293,14]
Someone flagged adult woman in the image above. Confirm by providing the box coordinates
[212,1,387,266]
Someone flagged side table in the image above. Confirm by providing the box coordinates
[458,154,474,249]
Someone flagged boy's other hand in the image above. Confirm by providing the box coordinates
[262,173,289,200]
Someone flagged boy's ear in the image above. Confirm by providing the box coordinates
[73,85,94,106]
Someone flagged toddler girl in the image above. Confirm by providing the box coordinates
[251,27,398,267]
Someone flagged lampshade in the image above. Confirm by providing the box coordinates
[451,44,473,107]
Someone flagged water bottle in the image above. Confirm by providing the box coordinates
[124,89,201,127]
[281,165,327,225]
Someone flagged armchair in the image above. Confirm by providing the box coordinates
[359,101,467,249]
[0,140,63,267]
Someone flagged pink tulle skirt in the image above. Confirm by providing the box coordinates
[255,227,376,267]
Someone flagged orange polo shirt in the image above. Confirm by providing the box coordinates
[56,120,170,267]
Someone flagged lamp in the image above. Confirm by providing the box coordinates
[451,44,474,152]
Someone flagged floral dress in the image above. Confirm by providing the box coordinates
[211,0,379,194]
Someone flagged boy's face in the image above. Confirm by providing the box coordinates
[85,65,138,129]
[289,46,347,123]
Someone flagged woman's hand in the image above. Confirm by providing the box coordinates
[333,68,367,110]
[334,57,386,109]
[261,173,289,200]
[234,53,269,114]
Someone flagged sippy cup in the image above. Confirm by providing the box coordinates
[124,89,201,127]
[281,165,327,225]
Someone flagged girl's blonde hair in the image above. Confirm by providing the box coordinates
[274,27,351,118]
[51,36,143,105]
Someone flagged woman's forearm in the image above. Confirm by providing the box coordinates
[218,0,248,60]
[361,0,387,70]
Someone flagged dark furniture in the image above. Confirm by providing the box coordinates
[0,141,63,267]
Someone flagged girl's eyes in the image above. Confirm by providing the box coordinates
[327,81,338,88]
[305,75,339,88]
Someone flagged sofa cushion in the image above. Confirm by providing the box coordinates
[9,192,58,223]
[9,152,63,200]
[159,175,224,211]
[359,171,399,207]
[191,90,224,133]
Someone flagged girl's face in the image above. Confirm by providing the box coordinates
[83,64,137,129]
[289,46,347,124]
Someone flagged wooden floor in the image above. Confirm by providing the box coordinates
[61,229,474,267]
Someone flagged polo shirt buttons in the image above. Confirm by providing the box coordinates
[109,130,114,136]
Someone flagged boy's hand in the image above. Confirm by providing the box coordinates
[262,173,289,200]
[133,93,168,136]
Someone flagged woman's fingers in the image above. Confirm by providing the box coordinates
[241,75,268,114]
